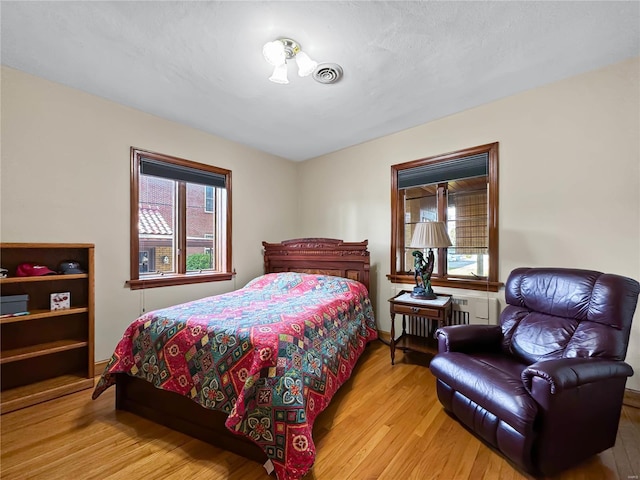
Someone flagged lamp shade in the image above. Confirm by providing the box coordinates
[410,221,452,249]
[295,50,317,77]
[263,40,286,66]
[269,63,289,84]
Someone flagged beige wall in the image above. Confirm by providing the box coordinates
[0,66,299,361]
[298,57,640,390]
[3,57,639,390]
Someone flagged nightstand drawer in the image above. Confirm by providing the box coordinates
[393,304,442,319]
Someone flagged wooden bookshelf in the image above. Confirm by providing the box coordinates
[0,243,94,413]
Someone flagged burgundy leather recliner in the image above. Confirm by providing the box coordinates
[429,267,639,476]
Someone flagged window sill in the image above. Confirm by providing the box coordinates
[386,274,502,292]
[126,272,234,290]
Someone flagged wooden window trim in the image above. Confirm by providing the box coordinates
[128,147,232,289]
[126,272,234,290]
[388,142,501,292]
[386,274,502,292]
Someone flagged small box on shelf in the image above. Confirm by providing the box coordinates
[50,292,71,310]
[0,294,29,315]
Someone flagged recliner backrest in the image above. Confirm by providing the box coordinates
[500,267,640,365]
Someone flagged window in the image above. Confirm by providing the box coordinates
[139,250,152,273]
[204,186,214,213]
[388,142,500,291]
[128,148,232,289]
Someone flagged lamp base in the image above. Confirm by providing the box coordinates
[410,286,437,300]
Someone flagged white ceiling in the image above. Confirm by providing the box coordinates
[2,1,638,162]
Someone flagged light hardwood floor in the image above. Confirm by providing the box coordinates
[1,340,638,480]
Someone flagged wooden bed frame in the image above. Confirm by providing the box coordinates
[114,238,371,463]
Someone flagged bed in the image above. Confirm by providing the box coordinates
[92,238,377,480]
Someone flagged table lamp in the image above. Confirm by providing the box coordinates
[410,221,452,299]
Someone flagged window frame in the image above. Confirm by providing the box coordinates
[127,147,233,290]
[388,142,501,292]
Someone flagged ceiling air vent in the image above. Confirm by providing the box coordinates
[313,63,343,84]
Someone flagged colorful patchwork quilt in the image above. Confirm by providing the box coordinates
[92,272,377,480]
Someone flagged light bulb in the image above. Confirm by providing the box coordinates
[295,50,317,77]
[263,40,286,66]
[269,63,289,84]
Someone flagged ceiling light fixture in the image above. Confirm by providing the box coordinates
[269,62,289,85]
[263,38,318,84]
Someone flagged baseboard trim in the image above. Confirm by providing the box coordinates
[95,360,109,376]
[624,388,640,409]
[377,330,391,345]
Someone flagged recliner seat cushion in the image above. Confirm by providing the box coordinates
[429,352,538,435]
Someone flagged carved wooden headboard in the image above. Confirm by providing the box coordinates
[262,238,370,292]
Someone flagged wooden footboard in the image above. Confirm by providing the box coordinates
[115,374,266,463]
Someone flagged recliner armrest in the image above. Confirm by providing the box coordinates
[436,324,502,353]
[522,358,634,395]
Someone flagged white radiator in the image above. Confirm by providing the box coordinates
[451,295,500,325]
[392,286,501,327]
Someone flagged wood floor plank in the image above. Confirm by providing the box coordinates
[1,340,638,480]
[618,406,640,476]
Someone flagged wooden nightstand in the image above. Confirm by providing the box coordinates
[388,290,452,365]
